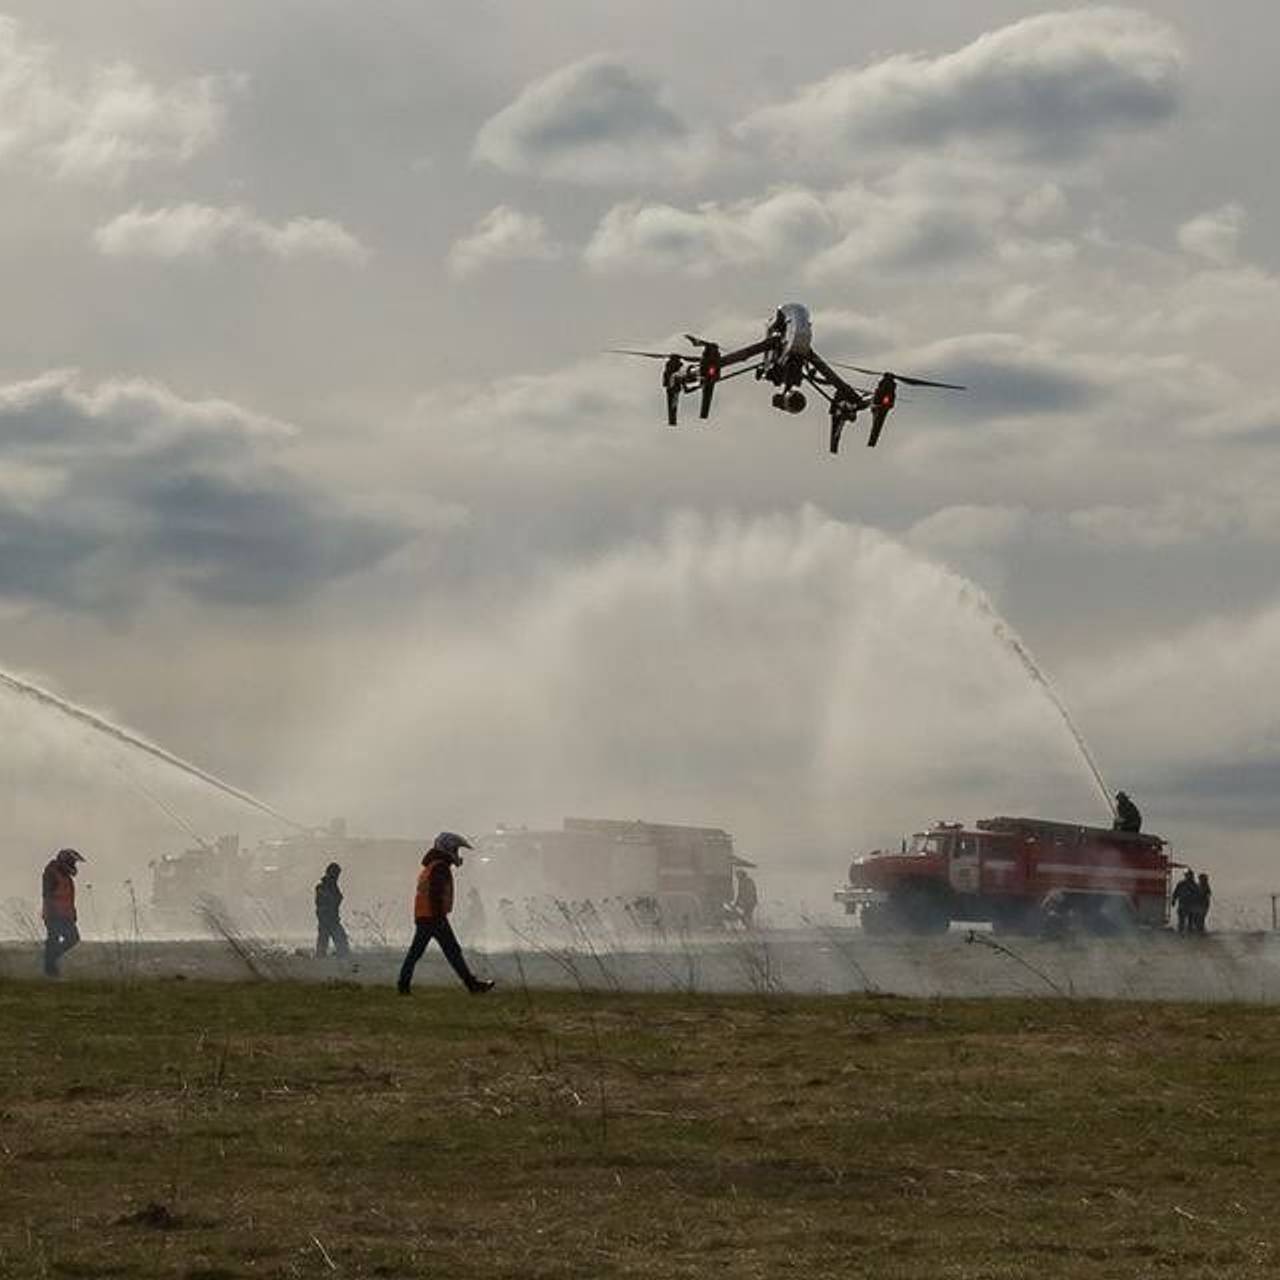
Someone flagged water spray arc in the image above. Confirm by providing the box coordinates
[0,667,307,832]
[957,585,1114,817]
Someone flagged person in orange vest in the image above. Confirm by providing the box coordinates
[396,832,494,995]
[42,847,84,977]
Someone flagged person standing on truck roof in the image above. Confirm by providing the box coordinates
[314,861,350,959]
[1112,791,1142,833]
[397,833,494,995]
[1170,869,1197,934]
[1190,873,1212,934]
[42,847,84,978]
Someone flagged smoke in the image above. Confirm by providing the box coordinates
[300,508,1104,898]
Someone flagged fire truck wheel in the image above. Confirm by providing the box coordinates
[891,887,951,936]
[991,905,1038,936]
[859,904,891,934]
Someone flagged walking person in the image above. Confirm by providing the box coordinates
[42,848,84,977]
[1170,869,1197,934]
[315,861,350,958]
[397,833,494,995]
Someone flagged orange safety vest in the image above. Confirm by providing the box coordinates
[414,854,454,921]
[42,861,76,923]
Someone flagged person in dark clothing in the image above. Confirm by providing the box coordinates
[42,847,84,977]
[1112,791,1142,833]
[397,832,494,995]
[729,868,759,929]
[1170,869,1197,934]
[1190,873,1212,934]
[315,861,350,958]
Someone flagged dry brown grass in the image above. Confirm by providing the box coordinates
[1,981,1277,1277]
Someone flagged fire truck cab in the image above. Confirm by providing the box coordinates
[835,816,1171,936]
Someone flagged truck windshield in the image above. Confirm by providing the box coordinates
[907,833,947,856]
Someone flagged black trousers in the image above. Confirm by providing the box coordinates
[398,918,476,991]
[44,918,80,976]
[316,917,349,958]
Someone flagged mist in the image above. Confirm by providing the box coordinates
[292,507,1105,903]
[0,507,1113,928]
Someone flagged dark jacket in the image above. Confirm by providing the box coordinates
[1195,877,1212,915]
[1171,876,1197,910]
[1113,795,1142,833]
[315,875,343,921]
[42,860,76,923]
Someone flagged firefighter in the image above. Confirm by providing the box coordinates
[315,861,350,959]
[1112,791,1142,833]
[1191,872,1212,934]
[41,848,84,978]
[396,833,494,995]
[729,868,759,929]
[1170,869,1197,934]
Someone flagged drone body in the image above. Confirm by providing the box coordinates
[611,303,965,454]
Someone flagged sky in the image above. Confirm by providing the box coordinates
[2,1,1279,914]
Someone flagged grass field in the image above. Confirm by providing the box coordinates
[1,978,1278,1279]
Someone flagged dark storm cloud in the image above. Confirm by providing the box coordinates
[1153,759,1280,828]
[905,336,1099,419]
[739,9,1186,168]
[0,372,410,611]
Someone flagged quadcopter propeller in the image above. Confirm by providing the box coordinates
[607,348,699,362]
[832,362,965,390]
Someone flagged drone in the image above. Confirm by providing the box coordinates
[610,303,965,454]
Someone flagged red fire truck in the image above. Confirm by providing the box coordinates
[834,816,1171,935]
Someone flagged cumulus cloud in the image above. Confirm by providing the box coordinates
[93,204,369,264]
[0,16,229,181]
[473,54,717,184]
[447,205,561,277]
[1178,203,1246,266]
[0,371,407,610]
[738,8,1185,170]
[585,163,1077,279]
[584,187,832,274]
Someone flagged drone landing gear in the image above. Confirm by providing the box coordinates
[699,381,715,419]
[665,384,680,427]
[828,399,859,455]
[868,405,890,447]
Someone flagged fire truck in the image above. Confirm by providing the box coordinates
[834,816,1171,935]
[478,817,755,928]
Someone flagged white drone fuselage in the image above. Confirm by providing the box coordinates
[759,302,813,390]
[774,302,813,357]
